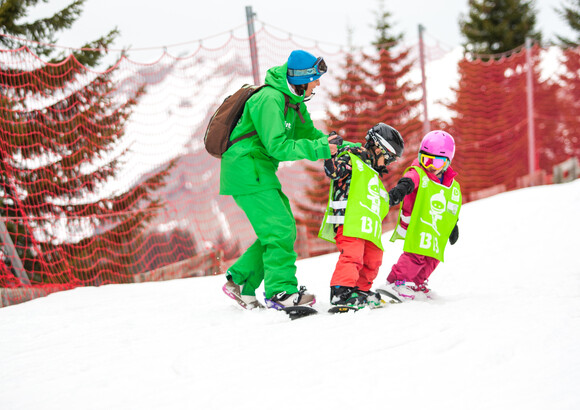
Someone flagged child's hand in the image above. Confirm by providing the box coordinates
[388,177,415,206]
[388,187,404,206]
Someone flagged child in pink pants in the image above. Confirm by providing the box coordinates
[377,130,460,302]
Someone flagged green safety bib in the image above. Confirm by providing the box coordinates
[390,166,461,262]
[319,152,389,250]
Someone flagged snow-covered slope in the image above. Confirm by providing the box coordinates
[1,179,579,410]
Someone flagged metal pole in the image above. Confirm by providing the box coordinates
[525,37,536,178]
[418,24,430,135]
[0,217,30,285]
[245,6,260,85]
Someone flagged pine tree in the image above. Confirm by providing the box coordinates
[451,0,549,198]
[327,35,379,141]
[368,0,423,190]
[556,0,580,46]
[0,1,170,286]
[448,53,531,197]
[459,0,542,56]
[554,0,580,163]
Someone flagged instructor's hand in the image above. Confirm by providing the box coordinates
[329,143,338,156]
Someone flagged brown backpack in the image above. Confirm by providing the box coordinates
[204,84,303,158]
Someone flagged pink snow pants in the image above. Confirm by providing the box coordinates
[387,251,440,285]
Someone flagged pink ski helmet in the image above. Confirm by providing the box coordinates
[419,130,456,161]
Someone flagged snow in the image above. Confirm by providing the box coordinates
[1,179,579,410]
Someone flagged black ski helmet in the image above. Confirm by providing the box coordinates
[365,123,404,165]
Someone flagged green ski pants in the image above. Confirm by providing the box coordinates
[229,189,299,299]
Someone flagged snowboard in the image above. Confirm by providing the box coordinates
[222,283,265,310]
[281,306,318,320]
[328,305,361,314]
[376,288,404,304]
[263,293,318,320]
[328,300,388,314]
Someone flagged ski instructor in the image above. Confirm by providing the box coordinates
[221,50,340,311]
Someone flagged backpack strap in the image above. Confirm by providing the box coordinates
[227,130,256,149]
[284,94,305,123]
[228,88,305,150]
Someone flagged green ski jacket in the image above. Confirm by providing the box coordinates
[219,63,331,196]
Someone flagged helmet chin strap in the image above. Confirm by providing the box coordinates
[364,139,373,151]
[303,92,315,102]
[365,144,388,176]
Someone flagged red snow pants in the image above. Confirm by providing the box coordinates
[387,251,440,285]
[330,226,384,291]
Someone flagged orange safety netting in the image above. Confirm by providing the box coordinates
[1,27,578,307]
[448,45,579,200]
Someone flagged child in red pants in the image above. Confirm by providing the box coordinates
[319,123,404,309]
[377,130,461,302]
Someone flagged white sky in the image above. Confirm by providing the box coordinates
[1,179,579,409]
[27,0,575,63]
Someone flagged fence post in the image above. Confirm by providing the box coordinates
[245,6,260,85]
[525,37,536,180]
[418,24,430,135]
[0,218,30,285]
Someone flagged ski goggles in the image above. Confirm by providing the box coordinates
[367,129,396,156]
[287,57,328,78]
[419,152,450,171]
[377,147,398,165]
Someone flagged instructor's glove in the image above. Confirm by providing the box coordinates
[328,131,343,146]
[387,177,415,207]
[449,223,459,245]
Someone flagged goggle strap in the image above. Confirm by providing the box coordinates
[287,57,326,78]
[287,67,317,77]
[381,140,397,155]
[368,130,397,156]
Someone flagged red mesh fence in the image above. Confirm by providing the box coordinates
[1,26,578,306]
[446,44,579,199]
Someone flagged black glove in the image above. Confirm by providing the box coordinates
[449,223,459,245]
[387,177,415,207]
[328,131,343,146]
